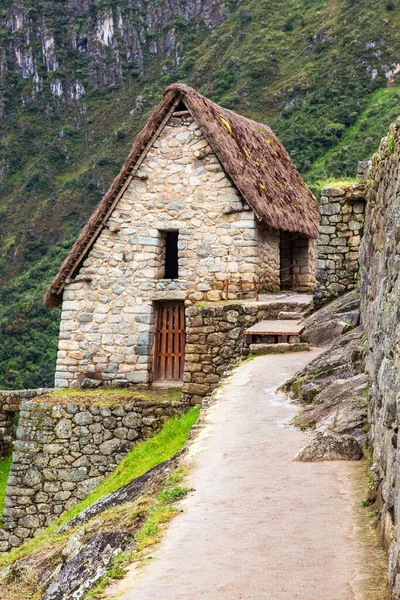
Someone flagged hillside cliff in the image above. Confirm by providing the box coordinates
[1,0,400,387]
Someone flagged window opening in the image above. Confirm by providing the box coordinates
[163,231,179,279]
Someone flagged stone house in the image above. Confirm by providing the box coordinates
[45,84,319,387]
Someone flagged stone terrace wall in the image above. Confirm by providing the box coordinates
[0,388,52,458]
[314,185,366,306]
[360,119,400,598]
[0,399,185,551]
[183,299,310,403]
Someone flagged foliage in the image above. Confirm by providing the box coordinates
[387,132,395,155]
[1,0,400,386]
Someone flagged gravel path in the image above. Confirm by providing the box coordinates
[107,351,382,600]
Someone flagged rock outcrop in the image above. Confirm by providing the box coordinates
[284,292,368,445]
[302,289,361,347]
[60,456,177,533]
[42,531,132,600]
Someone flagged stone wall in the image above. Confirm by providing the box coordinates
[0,399,185,550]
[280,232,316,293]
[0,388,52,458]
[55,112,288,388]
[256,223,280,292]
[183,298,310,404]
[359,118,400,599]
[314,185,366,306]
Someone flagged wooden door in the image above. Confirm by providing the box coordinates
[153,302,185,381]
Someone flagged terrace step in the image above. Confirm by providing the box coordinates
[277,311,305,320]
[249,342,310,355]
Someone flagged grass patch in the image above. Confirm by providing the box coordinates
[314,178,357,194]
[0,406,200,568]
[0,455,12,522]
[45,386,183,406]
[85,468,192,599]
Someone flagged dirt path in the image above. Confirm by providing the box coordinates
[107,352,385,600]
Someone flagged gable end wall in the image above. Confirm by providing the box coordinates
[54,115,281,387]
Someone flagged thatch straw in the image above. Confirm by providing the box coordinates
[45,84,318,308]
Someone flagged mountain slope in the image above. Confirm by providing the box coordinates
[0,0,399,388]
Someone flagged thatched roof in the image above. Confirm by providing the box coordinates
[45,84,319,308]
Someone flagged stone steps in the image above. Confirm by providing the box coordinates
[249,342,310,355]
[277,310,305,320]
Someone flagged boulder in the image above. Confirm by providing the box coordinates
[294,431,363,462]
[283,295,368,446]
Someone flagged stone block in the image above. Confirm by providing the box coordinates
[320,203,341,216]
[321,187,345,197]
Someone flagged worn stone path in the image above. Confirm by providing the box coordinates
[107,352,384,600]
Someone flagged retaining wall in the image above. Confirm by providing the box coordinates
[0,399,185,551]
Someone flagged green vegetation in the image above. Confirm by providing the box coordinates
[298,421,316,431]
[0,455,12,521]
[0,407,200,567]
[387,132,395,155]
[85,468,191,599]
[1,0,400,387]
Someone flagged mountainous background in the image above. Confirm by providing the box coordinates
[0,0,399,389]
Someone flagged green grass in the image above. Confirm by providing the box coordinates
[0,455,12,521]
[0,406,200,567]
[85,469,192,598]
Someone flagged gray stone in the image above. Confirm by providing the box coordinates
[320,203,341,216]
[42,531,131,600]
[80,378,102,390]
[99,439,122,456]
[73,412,93,426]
[55,419,73,439]
[20,514,40,529]
[59,467,88,482]
[23,468,42,487]
[294,431,363,462]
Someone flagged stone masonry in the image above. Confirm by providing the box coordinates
[0,388,52,458]
[0,399,185,550]
[360,119,400,598]
[183,297,311,403]
[314,185,366,306]
[55,113,289,388]
[280,231,316,292]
